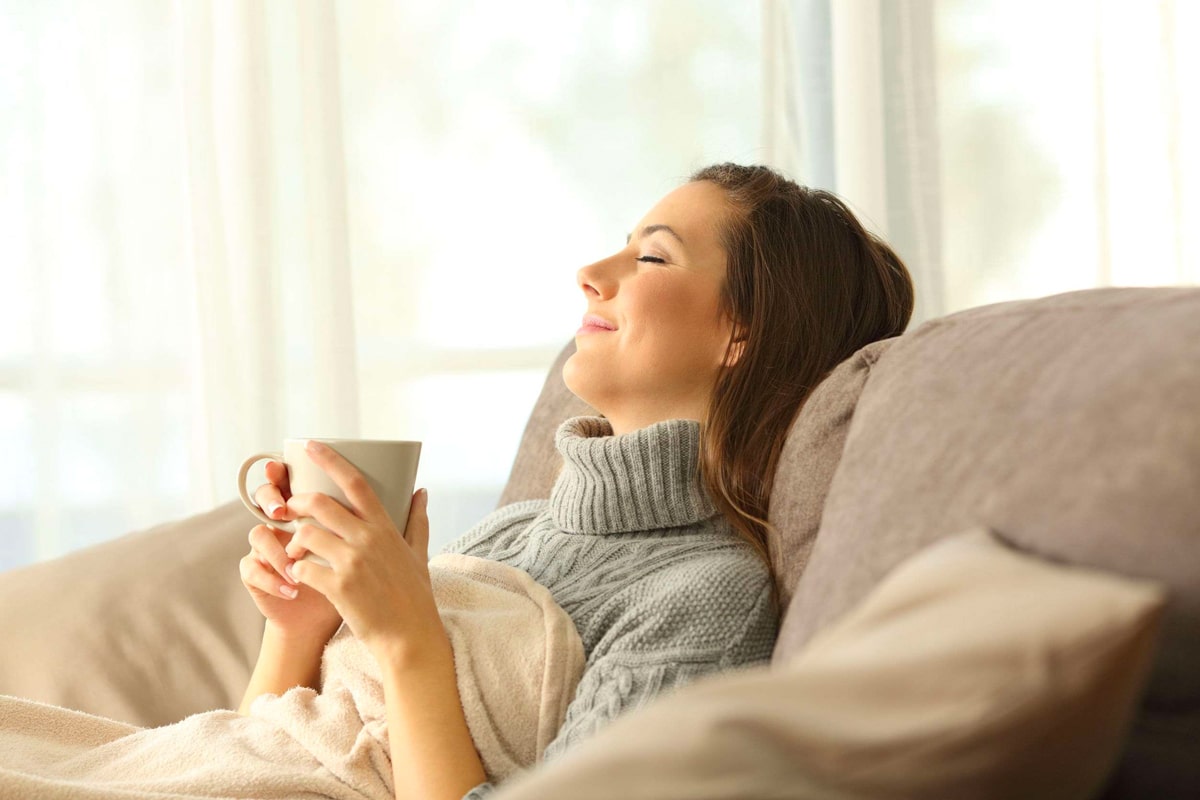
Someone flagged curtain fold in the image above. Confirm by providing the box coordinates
[878,0,944,328]
[830,0,889,238]
[774,0,1197,328]
[767,0,944,327]
[175,0,359,508]
[764,0,835,196]
[295,0,361,441]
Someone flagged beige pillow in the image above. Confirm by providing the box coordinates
[0,500,264,727]
[492,526,1167,800]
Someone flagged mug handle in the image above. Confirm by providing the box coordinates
[237,452,297,533]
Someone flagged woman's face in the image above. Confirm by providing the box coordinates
[562,179,741,435]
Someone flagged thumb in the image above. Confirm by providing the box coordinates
[403,488,430,560]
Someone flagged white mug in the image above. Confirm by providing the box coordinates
[237,438,422,567]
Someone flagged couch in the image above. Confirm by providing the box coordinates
[1,285,1196,798]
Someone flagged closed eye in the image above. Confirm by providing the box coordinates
[636,255,667,264]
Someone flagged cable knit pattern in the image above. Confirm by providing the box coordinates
[446,416,780,800]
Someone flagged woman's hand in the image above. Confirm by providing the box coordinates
[282,440,449,670]
[239,460,342,644]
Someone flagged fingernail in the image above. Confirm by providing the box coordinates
[280,585,298,599]
[268,503,283,517]
[285,563,297,583]
[306,440,326,454]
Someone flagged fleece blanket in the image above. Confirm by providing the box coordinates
[0,553,585,800]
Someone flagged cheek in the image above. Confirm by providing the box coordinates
[626,275,725,343]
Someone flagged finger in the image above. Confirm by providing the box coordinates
[266,460,292,499]
[248,524,298,585]
[404,488,430,560]
[240,552,299,600]
[285,522,352,567]
[284,492,364,542]
[302,441,387,522]
[287,546,336,596]
[253,483,290,520]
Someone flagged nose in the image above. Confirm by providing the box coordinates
[576,253,621,299]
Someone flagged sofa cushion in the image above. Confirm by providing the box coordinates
[497,340,598,507]
[777,286,1200,797]
[767,337,896,615]
[0,500,264,727]
[489,525,1165,800]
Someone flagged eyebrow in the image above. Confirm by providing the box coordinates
[625,224,686,247]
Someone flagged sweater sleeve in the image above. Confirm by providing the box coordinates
[437,499,548,559]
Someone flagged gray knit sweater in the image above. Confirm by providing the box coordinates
[448,415,780,799]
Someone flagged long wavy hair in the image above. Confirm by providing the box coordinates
[691,163,915,618]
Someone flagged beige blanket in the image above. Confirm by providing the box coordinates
[0,553,585,800]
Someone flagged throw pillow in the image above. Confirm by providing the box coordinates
[490,525,1166,800]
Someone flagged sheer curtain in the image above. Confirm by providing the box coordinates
[0,0,761,570]
[770,0,1199,329]
[7,0,1197,572]
[176,0,361,514]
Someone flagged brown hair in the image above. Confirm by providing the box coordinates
[690,163,915,619]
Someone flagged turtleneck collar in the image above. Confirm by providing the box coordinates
[548,415,720,535]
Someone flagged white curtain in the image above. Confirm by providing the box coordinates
[0,0,761,570]
[176,0,361,507]
[769,0,1199,329]
[6,0,1196,571]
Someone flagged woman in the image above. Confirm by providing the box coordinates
[239,163,915,800]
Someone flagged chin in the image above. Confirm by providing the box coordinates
[561,352,607,414]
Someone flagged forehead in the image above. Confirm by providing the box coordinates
[634,180,733,260]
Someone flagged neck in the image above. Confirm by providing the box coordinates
[549,415,720,535]
[596,403,709,437]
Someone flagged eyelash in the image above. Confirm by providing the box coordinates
[636,255,666,264]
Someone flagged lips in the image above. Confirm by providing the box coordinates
[580,314,616,331]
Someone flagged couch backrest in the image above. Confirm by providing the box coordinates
[765,337,898,612]
[504,287,1200,796]
[497,341,597,507]
[775,285,1200,797]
